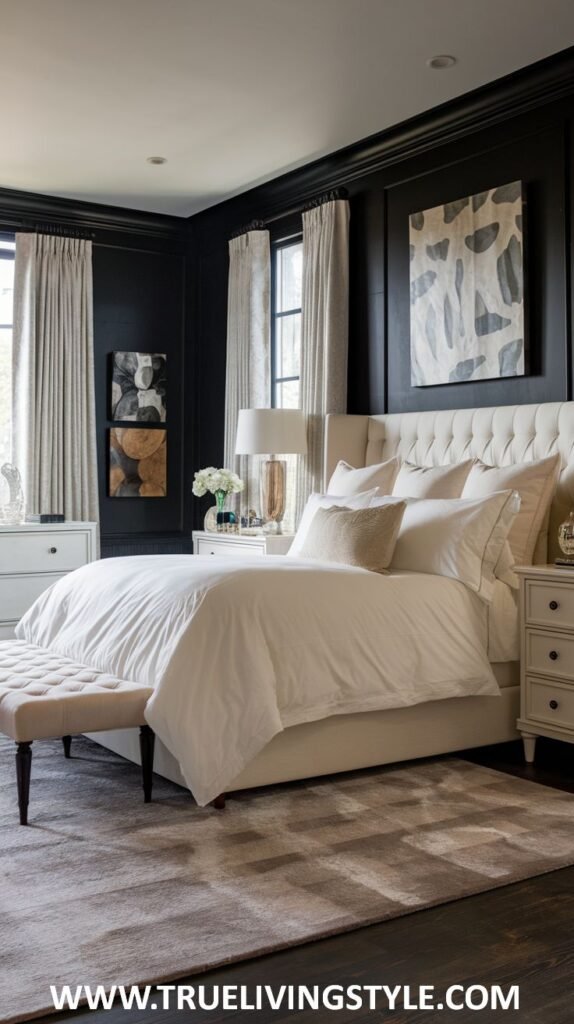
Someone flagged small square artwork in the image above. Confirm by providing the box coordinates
[409,180,525,386]
[109,428,167,498]
[111,352,166,422]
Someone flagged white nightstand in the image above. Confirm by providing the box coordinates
[0,521,97,639]
[192,530,294,558]
[516,564,574,763]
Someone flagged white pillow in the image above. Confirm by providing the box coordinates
[392,460,474,499]
[290,489,380,557]
[385,491,520,602]
[327,457,400,496]
[495,540,519,590]
[462,455,561,566]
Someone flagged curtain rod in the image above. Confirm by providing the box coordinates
[19,221,96,239]
[229,187,348,239]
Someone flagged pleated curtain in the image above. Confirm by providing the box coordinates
[295,199,350,523]
[223,229,270,514]
[12,233,99,522]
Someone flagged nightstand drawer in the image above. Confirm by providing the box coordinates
[525,676,574,730]
[0,530,91,574]
[526,580,574,630]
[195,537,265,558]
[525,628,574,681]
[0,573,65,621]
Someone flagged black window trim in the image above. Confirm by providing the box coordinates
[271,232,302,408]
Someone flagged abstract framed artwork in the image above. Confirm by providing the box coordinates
[409,180,526,386]
[111,351,167,422]
[109,428,167,498]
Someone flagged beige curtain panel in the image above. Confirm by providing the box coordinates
[295,199,350,523]
[12,233,99,522]
[223,229,271,514]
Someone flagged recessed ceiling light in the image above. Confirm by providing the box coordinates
[146,156,167,165]
[427,54,457,70]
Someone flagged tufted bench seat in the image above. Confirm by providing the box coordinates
[0,640,155,824]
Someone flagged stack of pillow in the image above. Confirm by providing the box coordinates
[291,452,561,601]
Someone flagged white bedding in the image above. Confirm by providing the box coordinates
[488,579,519,663]
[17,554,500,806]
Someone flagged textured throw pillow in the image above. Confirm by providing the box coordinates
[461,455,561,566]
[327,457,400,496]
[290,489,380,557]
[298,502,407,574]
[392,460,474,499]
[387,491,520,602]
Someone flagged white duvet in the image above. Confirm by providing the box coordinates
[17,554,500,805]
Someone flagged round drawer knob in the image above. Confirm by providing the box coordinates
[549,699,559,710]
[49,547,57,554]
[549,600,559,610]
[549,650,559,661]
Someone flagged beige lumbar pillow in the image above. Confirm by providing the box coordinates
[327,457,400,496]
[392,460,474,499]
[297,501,406,574]
[462,455,561,566]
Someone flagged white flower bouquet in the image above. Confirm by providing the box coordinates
[192,467,244,510]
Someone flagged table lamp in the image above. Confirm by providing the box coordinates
[235,408,307,533]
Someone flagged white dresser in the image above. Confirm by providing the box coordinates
[517,564,574,763]
[0,522,97,638]
[192,530,293,558]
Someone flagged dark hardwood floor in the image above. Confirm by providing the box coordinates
[42,739,574,1024]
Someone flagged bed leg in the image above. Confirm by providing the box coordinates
[16,741,33,826]
[139,725,155,803]
[212,794,226,810]
[62,735,72,758]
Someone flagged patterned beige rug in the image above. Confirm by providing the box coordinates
[2,735,574,1023]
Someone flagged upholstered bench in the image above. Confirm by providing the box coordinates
[0,641,155,825]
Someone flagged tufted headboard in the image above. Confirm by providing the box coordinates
[325,402,574,563]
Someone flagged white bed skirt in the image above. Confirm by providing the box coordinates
[87,663,519,797]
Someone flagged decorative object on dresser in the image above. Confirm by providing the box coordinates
[235,408,307,533]
[192,466,244,532]
[109,427,167,497]
[110,351,166,422]
[0,521,97,639]
[556,510,574,565]
[410,180,525,386]
[517,564,574,763]
[0,464,25,524]
[192,530,293,557]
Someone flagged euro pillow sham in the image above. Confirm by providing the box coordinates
[392,460,474,499]
[377,491,520,602]
[297,501,407,574]
[326,457,400,496]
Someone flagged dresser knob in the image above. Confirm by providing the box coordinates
[549,650,559,660]
[549,699,559,710]
[549,600,559,610]
[49,547,57,554]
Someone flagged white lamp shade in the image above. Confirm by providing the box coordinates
[235,408,307,455]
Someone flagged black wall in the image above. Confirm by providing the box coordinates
[0,189,188,554]
[186,47,574,527]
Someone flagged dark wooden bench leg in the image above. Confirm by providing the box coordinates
[139,725,155,803]
[62,735,72,758]
[16,741,33,826]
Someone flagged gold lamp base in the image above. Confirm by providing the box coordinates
[260,458,286,534]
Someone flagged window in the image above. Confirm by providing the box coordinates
[271,237,302,408]
[0,238,15,476]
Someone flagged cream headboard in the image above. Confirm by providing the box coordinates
[325,402,574,563]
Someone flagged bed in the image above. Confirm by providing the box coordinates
[17,401,574,803]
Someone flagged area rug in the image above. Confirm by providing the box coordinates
[2,736,574,1023]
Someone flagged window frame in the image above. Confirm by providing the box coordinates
[270,232,303,409]
[0,239,15,331]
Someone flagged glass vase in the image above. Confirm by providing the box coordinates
[215,489,227,532]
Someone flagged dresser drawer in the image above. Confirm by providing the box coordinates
[525,676,574,731]
[195,537,265,558]
[0,573,65,622]
[0,530,91,574]
[525,628,574,681]
[525,580,574,630]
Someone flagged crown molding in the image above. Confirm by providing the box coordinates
[193,46,574,229]
[0,185,185,242]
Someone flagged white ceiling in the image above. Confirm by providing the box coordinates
[3,0,574,218]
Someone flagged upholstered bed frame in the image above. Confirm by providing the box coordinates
[93,401,574,796]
